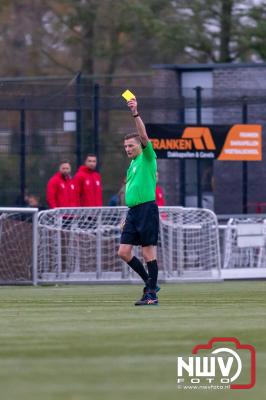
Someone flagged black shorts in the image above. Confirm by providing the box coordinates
[120,201,159,246]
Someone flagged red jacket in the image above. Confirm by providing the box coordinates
[46,172,79,208]
[156,184,165,206]
[74,166,103,206]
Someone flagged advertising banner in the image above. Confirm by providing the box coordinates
[146,124,262,161]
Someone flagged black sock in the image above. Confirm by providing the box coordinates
[147,260,158,291]
[127,256,149,283]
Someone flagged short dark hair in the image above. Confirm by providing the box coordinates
[59,159,71,166]
[85,153,97,160]
[124,133,140,142]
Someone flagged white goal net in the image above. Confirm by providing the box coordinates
[0,208,38,284]
[223,217,266,269]
[38,207,221,283]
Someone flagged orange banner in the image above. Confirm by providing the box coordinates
[218,125,262,161]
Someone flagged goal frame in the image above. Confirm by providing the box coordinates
[38,206,222,284]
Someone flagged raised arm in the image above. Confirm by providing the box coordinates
[127,98,149,147]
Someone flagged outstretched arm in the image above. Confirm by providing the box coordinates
[127,98,149,147]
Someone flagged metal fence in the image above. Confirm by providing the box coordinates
[218,214,266,278]
[1,207,266,285]
[0,207,38,285]
[0,75,266,210]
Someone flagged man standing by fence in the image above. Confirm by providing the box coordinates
[118,96,160,306]
[74,154,103,207]
[46,160,79,208]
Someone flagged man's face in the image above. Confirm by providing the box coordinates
[27,195,39,207]
[85,156,97,170]
[59,163,71,177]
[124,138,141,159]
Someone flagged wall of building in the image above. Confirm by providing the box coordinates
[213,66,266,214]
[151,64,266,213]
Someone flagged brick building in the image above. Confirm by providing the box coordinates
[151,63,266,214]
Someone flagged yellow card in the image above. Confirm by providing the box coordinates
[122,89,135,101]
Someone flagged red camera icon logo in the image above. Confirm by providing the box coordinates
[177,337,256,390]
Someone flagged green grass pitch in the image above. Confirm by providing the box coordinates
[0,282,265,400]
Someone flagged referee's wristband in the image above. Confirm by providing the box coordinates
[132,114,139,118]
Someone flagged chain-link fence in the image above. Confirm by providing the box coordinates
[0,73,266,211]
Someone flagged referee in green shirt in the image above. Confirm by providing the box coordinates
[118,96,160,306]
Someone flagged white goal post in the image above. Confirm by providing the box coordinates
[38,206,221,283]
[0,208,38,285]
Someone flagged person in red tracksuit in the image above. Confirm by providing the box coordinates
[155,171,165,206]
[46,160,79,208]
[74,154,103,206]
